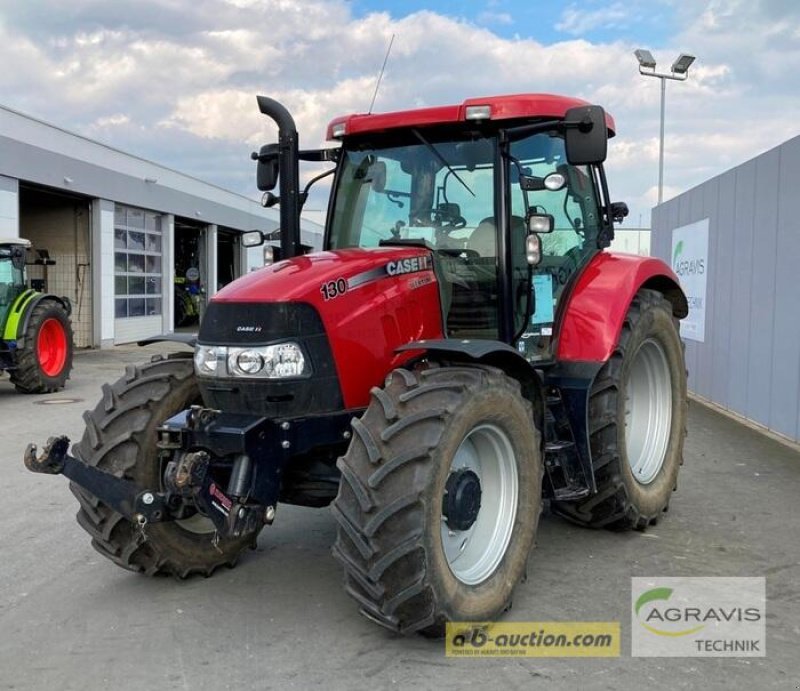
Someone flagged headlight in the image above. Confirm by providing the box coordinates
[195,342,309,379]
[263,343,306,378]
[230,349,264,375]
[194,345,225,375]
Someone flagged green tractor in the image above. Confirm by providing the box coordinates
[0,239,73,393]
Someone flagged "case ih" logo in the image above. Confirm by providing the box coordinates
[386,256,431,276]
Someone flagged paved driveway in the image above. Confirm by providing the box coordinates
[0,345,797,690]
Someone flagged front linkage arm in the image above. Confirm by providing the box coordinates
[23,408,354,539]
[23,430,262,539]
[24,436,168,525]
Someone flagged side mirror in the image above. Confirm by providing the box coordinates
[254,143,280,191]
[242,230,265,248]
[526,212,554,234]
[564,105,608,165]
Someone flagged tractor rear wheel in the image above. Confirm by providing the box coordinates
[332,365,542,636]
[552,289,687,529]
[70,355,261,577]
[10,299,73,393]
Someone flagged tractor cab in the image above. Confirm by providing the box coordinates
[0,239,29,329]
[252,94,618,362]
[325,111,612,360]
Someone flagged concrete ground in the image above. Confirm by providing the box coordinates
[0,344,798,691]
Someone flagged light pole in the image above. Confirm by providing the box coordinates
[634,49,696,205]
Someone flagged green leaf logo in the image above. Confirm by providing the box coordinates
[635,586,706,637]
[635,587,673,615]
[672,240,684,267]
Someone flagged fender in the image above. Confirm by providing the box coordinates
[138,333,197,349]
[3,291,72,342]
[396,338,545,430]
[556,252,687,363]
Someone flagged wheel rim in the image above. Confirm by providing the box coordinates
[624,338,673,485]
[37,318,68,377]
[441,423,518,585]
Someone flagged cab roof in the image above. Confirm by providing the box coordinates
[326,93,616,140]
[0,238,31,248]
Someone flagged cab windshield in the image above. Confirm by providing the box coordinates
[328,132,497,254]
[0,252,25,329]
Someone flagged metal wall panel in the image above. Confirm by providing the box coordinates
[652,135,800,443]
[711,170,736,406]
[0,175,18,236]
[744,148,780,423]
[771,137,800,440]
[727,160,757,416]
[696,179,718,398]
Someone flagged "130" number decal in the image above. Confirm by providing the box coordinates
[320,277,348,301]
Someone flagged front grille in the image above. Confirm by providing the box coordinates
[197,302,343,417]
[199,302,325,345]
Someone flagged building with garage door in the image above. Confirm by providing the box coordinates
[0,103,322,348]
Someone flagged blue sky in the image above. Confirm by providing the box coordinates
[350,0,677,46]
[0,0,798,227]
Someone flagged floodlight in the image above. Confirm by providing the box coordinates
[633,48,697,205]
[634,49,657,69]
[671,53,695,75]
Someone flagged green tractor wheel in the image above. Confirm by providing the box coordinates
[10,299,74,393]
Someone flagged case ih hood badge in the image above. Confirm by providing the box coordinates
[345,255,433,292]
[385,256,432,276]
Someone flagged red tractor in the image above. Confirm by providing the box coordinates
[26,93,687,636]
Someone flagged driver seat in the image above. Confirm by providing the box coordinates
[467,215,526,257]
[468,217,497,257]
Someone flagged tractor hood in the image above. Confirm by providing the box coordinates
[201,247,444,409]
[213,247,437,304]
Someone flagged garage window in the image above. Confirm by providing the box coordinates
[114,205,163,318]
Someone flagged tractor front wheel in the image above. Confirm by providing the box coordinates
[71,355,261,577]
[332,365,542,636]
[10,299,73,393]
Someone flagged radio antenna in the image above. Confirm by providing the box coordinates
[368,33,395,114]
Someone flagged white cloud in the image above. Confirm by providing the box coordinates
[0,0,798,227]
[93,114,130,128]
[478,11,513,26]
[556,2,630,35]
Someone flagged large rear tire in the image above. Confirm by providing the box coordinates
[332,365,542,636]
[70,355,261,577]
[552,289,687,529]
[10,300,73,393]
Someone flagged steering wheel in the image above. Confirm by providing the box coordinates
[436,247,480,260]
[430,208,467,230]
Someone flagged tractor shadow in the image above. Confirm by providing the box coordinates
[80,502,667,641]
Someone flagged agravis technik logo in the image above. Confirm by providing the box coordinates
[631,577,765,657]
